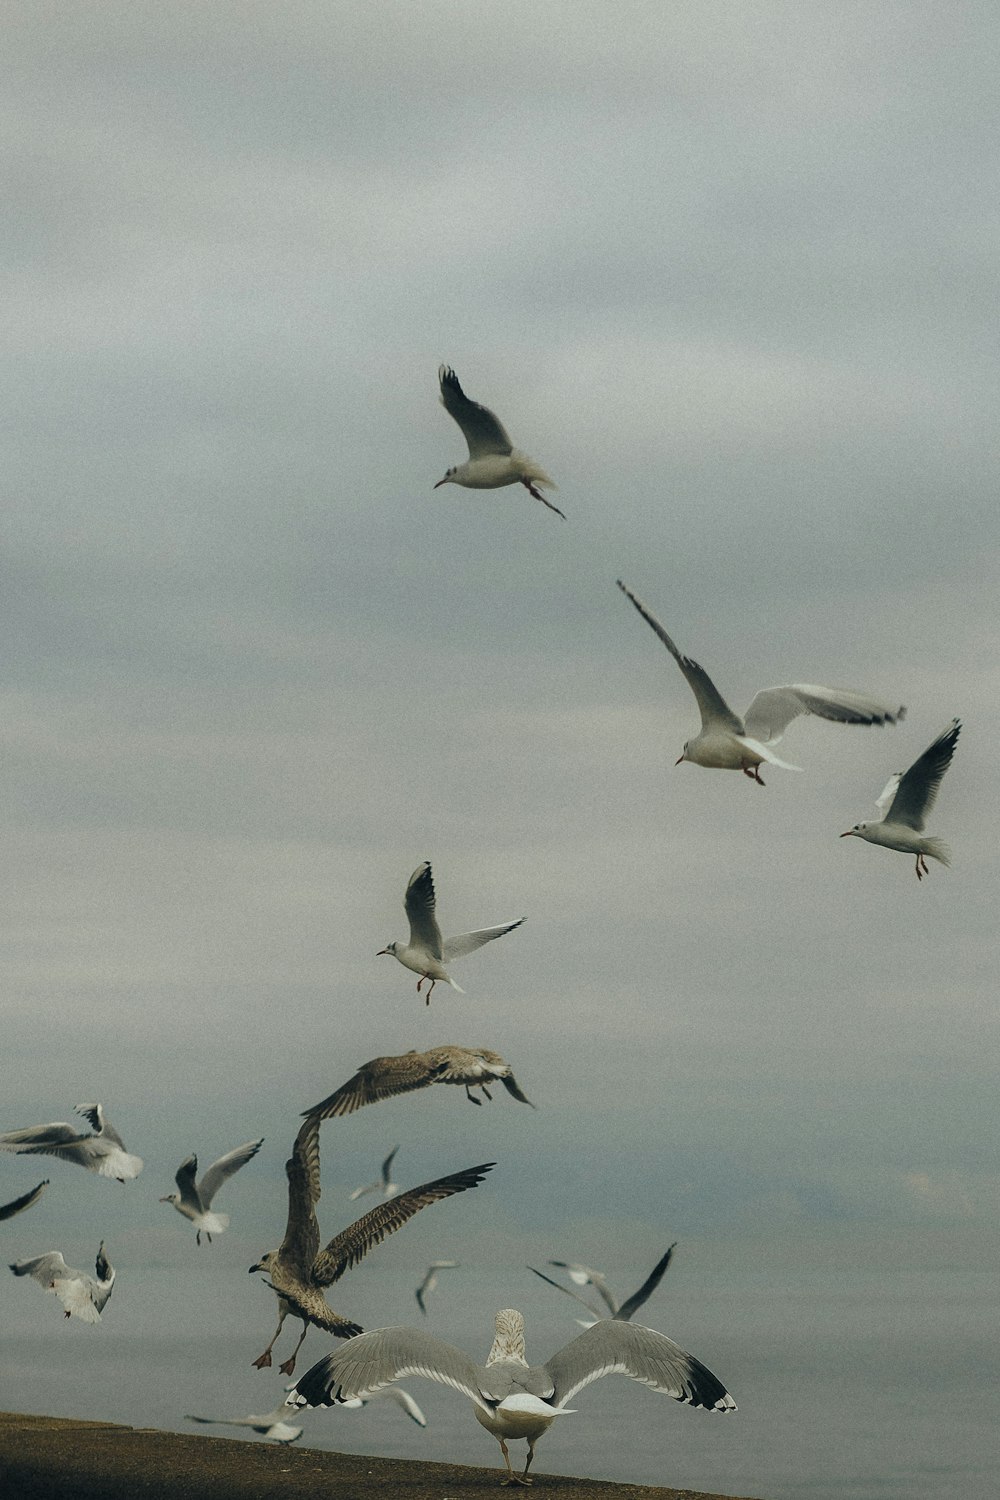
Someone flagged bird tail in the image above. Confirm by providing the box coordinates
[517,454,557,489]
[923,838,951,867]
[446,976,466,994]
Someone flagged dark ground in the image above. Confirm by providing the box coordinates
[0,1412,761,1500]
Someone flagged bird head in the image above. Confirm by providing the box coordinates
[434,467,456,489]
[159,1192,179,1206]
[376,942,397,957]
[675,742,690,765]
[249,1250,276,1275]
[840,824,866,838]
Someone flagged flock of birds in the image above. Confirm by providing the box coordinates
[1,366,965,1488]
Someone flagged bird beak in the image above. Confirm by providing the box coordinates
[674,754,685,766]
[839,831,854,838]
[433,477,447,488]
[376,947,390,956]
[248,1263,261,1273]
[158,1196,170,1202]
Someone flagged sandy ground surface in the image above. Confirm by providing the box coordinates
[0,1412,761,1500]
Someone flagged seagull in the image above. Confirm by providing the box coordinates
[378,862,524,1004]
[435,365,564,519]
[349,1145,401,1202]
[289,1307,735,1487]
[841,718,961,879]
[10,1242,115,1323]
[160,1138,264,1244]
[617,580,905,783]
[249,1114,494,1376]
[529,1245,676,1327]
[0,1104,143,1182]
[0,1180,49,1221]
[415,1260,459,1315]
[304,1046,534,1117]
[186,1404,304,1444]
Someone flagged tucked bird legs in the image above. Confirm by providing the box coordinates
[435,365,564,519]
[378,863,524,1004]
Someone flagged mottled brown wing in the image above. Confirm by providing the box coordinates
[304,1052,436,1119]
[280,1116,321,1275]
[311,1161,495,1288]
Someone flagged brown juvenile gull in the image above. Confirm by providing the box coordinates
[617,580,905,783]
[249,1115,494,1376]
[289,1306,735,1487]
[0,1103,143,1182]
[415,1259,459,1315]
[349,1144,401,1201]
[10,1241,115,1323]
[0,1180,49,1221]
[529,1244,676,1326]
[435,364,565,519]
[378,862,524,1003]
[841,718,961,879]
[305,1045,534,1118]
[160,1138,264,1244]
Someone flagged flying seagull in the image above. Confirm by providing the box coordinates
[249,1114,493,1375]
[304,1046,534,1117]
[0,1104,143,1182]
[10,1241,115,1323]
[186,1404,304,1444]
[349,1145,401,1202]
[415,1260,459,1315]
[160,1138,264,1244]
[0,1180,49,1221]
[616,580,905,783]
[378,862,524,1004]
[339,1387,428,1426]
[841,718,961,878]
[529,1245,676,1326]
[288,1306,735,1488]
[435,365,564,519]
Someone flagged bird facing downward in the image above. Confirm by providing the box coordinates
[378,862,524,1004]
[289,1306,735,1488]
[10,1241,115,1323]
[617,580,905,783]
[841,718,961,879]
[435,365,565,519]
[160,1138,264,1244]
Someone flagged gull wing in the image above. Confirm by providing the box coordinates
[173,1155,199,1200]
[404,863,444,959]
[304,1052,437,1119]
[279,1118,321,1276]
[10,1250,74,1286]
[439,366,513,459]
[545,1320,736,1412]
[76,1103,126,1147]
[442,918,524,963]
[614,1244,676,1322]
[527,1265,604,1320]
[290,1324,489,1413]
[198,1139,264,1208]
[875,771,903,816]
[743,685,905,746]
[616,581,743,733]
[883,719,961,831]
[312,1162,494,1288]
[380,1145,400,1187]
[0,1180,49,1220]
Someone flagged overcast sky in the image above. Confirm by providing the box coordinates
[1,3,998,1485]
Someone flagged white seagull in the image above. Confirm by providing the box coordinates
[186,1404,304,1444]
[841,718,961,879]
[617,580,905,783]
[0,1180,49,1221]
[378,862,524,1004]
[349,1145,401,1202]
[0,1104,143,1182]
[10,1241,115,1323]
[529,1245,676,1327]
[160,1138,264,1244]
[289,1307,735,1487]
[435,365,564,519]
[415,1259,459,1315]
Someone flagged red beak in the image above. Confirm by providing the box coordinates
[839,831,854,838]
[674,755,684,766]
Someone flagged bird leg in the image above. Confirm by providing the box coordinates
[915,853,928,880]
[278,1319,310,1377]
[464,1086,483,1105]
[498,1437,533,1486]
[252,1307,287,1369]
[742,763,766,785]
[521,478,566,520]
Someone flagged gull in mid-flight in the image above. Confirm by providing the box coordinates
[841,718,961,879]
[249,1115,494,1375]
[186,1404,305,1444]
[0,1104,143,1182]
[617,581,905,783]
[10,1242,115,1323]
[415,1260,459,1315]
[289,1307,735,1488]
[349,1145,401,1201]
[160,1138,264,1244]
[378,862,524,1004]
[435,365,564,519]
[529,1244,676,1327]
[0,1180,49,1221]
[304,1045,534,1117]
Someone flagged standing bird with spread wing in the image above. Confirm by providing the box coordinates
[378,863,524,1004]
[435,365,564,518]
